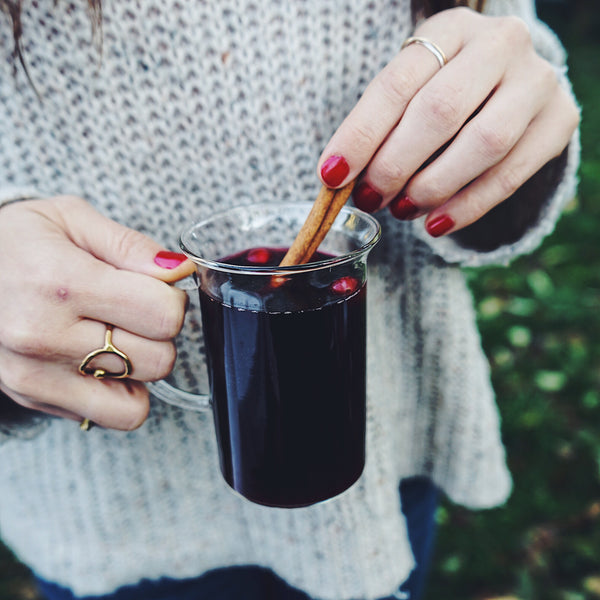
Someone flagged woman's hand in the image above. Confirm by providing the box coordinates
[318,7,580,237]
[0,196,194,430]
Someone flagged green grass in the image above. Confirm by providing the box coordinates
[1,3,599,600]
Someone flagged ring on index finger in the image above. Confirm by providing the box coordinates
[401,36,448,69]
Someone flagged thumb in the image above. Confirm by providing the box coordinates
[56,196,196,283]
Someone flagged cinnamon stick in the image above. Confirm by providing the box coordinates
[279,180,356,267]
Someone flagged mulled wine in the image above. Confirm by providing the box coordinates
[199,247,366,508]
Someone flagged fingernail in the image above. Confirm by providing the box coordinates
[320,155,350,187]
[353,181,383,213]
[154,251,188,269]
[389,195,420,220]
[426,214,455,237]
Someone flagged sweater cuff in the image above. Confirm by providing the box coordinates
[0,186,43,209]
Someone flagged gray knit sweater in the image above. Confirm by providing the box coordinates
[0,0,579,598]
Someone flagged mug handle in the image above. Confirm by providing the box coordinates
[147,380,211,411]
[146,272,212,412]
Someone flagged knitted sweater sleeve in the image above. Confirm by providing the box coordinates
[411,0,581,268]
[0,186,42,208]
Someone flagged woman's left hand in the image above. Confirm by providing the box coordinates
[317,7,580,237]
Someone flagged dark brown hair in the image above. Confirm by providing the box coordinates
[412,0,486,20]
[0,0,102,88]
[1,0,487,68]
[0,0,485,97]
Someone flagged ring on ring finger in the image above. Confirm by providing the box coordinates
[401,36,448,69]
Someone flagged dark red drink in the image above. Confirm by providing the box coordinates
[199,247,366,507]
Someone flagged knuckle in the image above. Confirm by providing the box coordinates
[49,195,90,222]
[123,398,150,431]
[418,85,464,133]
[457,194,491,227]
[552,88,580,137]
[457,5,476,17]
[370,154,409,190]
[449,6,474,20]
[112,227,149,258]
[425,5,473,28]
[473,122,516,161]
[495,164,523,200]
[58,194,87,208]
[0,359,37,396]
[156,298,185,340]
[411,173,448,207]
[377,65,418,109]
[345,120,382,153]
[566,100,581,132]
[537,59,558,91]
[149,343,177,381]
[1,320,46,357]
[497,15,531,48]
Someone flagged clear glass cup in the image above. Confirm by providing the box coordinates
[150,201,381,507]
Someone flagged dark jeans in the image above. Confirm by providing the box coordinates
[37,477,438,600]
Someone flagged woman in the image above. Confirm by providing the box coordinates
[0,0,579,598]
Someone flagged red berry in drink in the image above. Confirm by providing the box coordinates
[331,276,359,295]
[246,247,271,264]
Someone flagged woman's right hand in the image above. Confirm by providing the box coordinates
[0,196,194,430]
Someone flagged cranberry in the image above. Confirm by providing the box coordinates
[246,247,271,265]
[331,276,359,295]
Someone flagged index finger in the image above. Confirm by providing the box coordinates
[317,22,462,187]
[65,251,188,341]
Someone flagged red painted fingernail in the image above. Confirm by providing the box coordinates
[154,251,188,269]
[389,195,420,220]
[426,215,455,237]
[320,155,350,187]
[353,181,383,213]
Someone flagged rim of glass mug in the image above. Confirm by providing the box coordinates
[178,201,382,274]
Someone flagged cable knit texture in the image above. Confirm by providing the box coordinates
[0,0,579,598]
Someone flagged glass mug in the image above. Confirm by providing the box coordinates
[149,202,381,508]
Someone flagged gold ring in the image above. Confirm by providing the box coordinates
[80,418,94,431]
[401,36,447,69]
[78,325,132,379]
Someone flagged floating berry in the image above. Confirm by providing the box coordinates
[331,276,359,295]
[246,247,272,265]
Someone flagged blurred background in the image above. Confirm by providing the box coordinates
[1,1,598,598]
[426,1,600,598]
